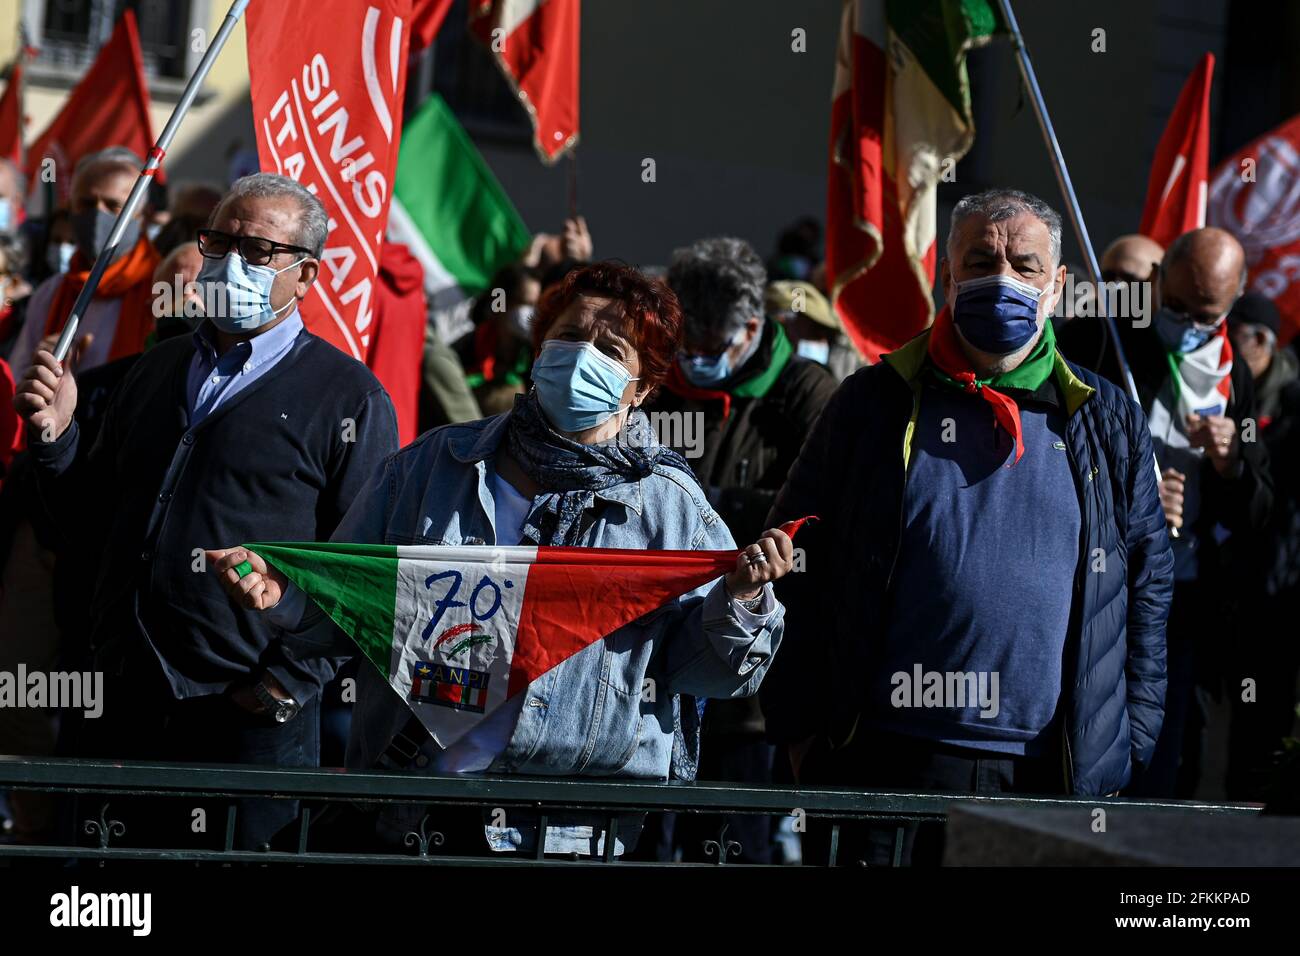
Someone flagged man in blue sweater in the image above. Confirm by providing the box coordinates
[763,188,1175,865]
[13,174,398,849]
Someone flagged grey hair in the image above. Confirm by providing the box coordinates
[666,236,767,339]
[73,146,143,184]
[947,188,1063,267]
[215,173,327,257]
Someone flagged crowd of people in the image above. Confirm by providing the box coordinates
[0,146,1296,864]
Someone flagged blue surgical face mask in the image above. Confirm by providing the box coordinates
[1154,305,1220,354]
[796,338,830,365]
[0,199,13,233]
[47,241,76,275]
[679,328,746,386]
[197,251,305,334]
[951,273,1051,354]
[532,339,639,433]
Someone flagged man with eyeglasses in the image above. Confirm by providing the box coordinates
[13,173,398,849]
[1059,226,1273,798]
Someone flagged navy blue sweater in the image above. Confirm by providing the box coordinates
[31,329,398,703]
[764,330,1174,797]
[868,377,1080,754]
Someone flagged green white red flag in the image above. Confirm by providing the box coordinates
[470,0,580,163]
[387,93,531,310]
[826,0,1001,362]
[249,517,811,748]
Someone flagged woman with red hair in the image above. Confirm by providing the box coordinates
[212,262,794,858]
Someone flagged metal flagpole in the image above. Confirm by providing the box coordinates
[52,0,251,363]
[996,0,1177,535]
[567,150,579,219]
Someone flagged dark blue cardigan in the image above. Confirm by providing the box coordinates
[31,329,398,703]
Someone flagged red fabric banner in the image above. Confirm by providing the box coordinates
[1140,53,1214,248]
[248,0,413,361]
[1209,111,1300,345]
[0,64,23,166]
[26,12,156,198]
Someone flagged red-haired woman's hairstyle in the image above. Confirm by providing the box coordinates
[531,261,684,399]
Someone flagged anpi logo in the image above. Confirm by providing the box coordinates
[1209,136,1300,264]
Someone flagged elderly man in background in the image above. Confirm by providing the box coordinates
[764,188,1174,865]
[10,148,161,372]
[645,236,835,864]
[1101,233,1165,285]
[12,173,398,849]
[1059,227,1272,798]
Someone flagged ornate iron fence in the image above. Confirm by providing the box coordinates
[0,757,1262,866]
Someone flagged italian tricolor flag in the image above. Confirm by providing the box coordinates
[250,519,810,749]
[387,93,531,311]
[827,0,1003,362]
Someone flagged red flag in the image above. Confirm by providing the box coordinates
[26,11,156,197]
[1139,53,1214,248]
[0,64,23,166]
[469,0,580,164]
[826,2,997,363]
[411,0,456,51]
[371,241,429,445]
[1209,111,1300,346]
[248,0,412,362]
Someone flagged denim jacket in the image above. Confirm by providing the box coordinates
[277,412,785,790]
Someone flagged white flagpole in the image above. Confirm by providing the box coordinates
[52,0,251,363]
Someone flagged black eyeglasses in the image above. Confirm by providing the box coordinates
[197,229,313,267]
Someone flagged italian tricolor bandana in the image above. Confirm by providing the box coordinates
[1163,323,1233,428]
[248,517,812,749]
[926,305,1057,465]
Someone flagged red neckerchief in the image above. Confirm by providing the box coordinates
[664,361,732,421]
[926,305,1027,465]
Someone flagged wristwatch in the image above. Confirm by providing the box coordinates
[253,676,301,723]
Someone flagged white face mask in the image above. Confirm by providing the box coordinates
[796,338,830,365]
[47,241,76,275]
[197,252,305,333]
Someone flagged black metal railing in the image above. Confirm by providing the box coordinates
[0,757,1263,866]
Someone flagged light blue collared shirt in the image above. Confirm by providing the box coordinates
[185,310,304,425]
